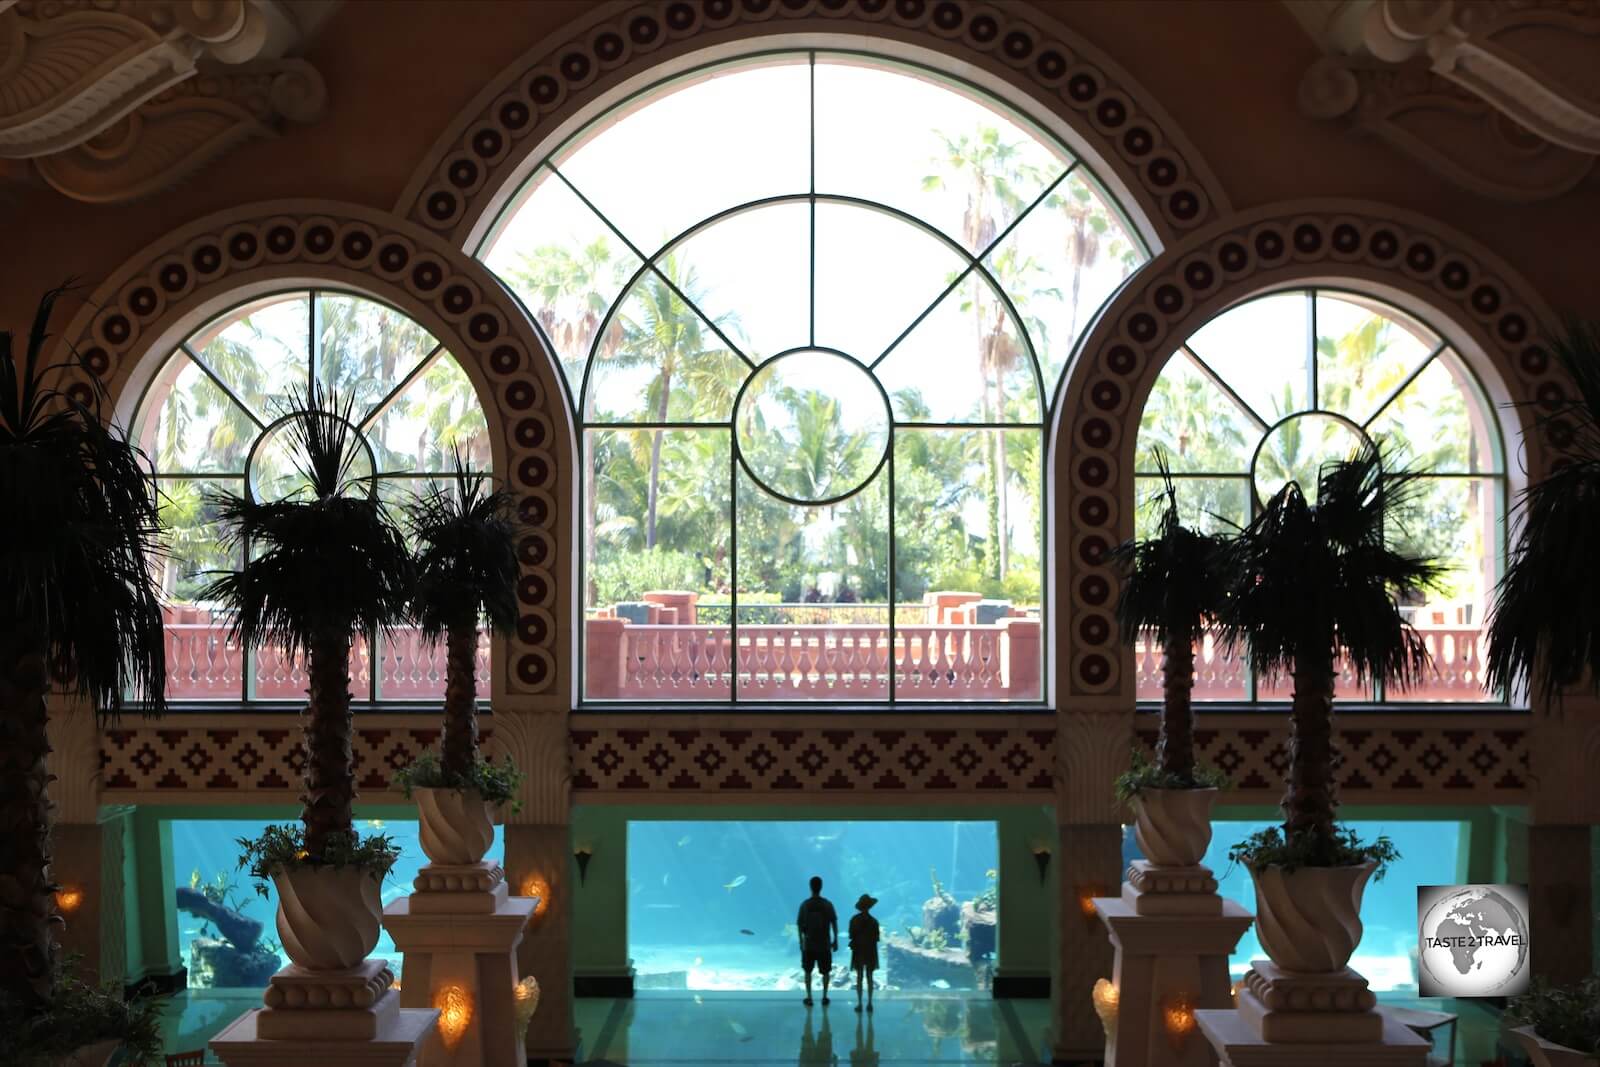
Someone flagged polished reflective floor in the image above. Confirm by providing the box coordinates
[154,988,1505,1065]
[575,992,1053,1065]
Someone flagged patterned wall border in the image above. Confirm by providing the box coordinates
[51,201,570,701]
[99,717,499,803]
[95,714,1533,803]
[1055,200,1565,701]
[395,0,1228,250]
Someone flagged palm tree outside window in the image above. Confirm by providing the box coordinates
[479,52,1149,704]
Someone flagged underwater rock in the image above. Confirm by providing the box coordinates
[635,970,689,990]
[176,885,263,951]
[922,894,961,939]
[189,937,280,988]
[960,902,996,965]
[884,937,976,989]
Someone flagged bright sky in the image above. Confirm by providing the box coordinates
[480,55,1141,425]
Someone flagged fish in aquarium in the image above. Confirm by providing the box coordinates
[677,835,692,847]
[662,873,669,887]
[723,875,747,891]
[739,929,755,936]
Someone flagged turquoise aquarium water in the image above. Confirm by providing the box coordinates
[1125,819,1464,994]
[171,818,505,989]
[628,821,1000,993]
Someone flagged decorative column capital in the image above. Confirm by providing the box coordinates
[0,0,332,200]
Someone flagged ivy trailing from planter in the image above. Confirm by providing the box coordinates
[1508,975,1600,1055]
[1114,749,1230,806]
[394,749,524,813]
[236,824,400,899]
[0,956,164,1066]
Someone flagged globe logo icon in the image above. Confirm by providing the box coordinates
[1417,884,1531,997]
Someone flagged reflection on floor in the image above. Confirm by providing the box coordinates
[151,989,1510,1065]
[575,992,1053,1065]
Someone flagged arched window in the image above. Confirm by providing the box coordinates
[137,290,491,702]
[480,52,1149,703]
[1135,289,1506,703]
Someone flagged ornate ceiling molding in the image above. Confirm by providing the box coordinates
[1291,0,1600,201]
[0,0,331,201]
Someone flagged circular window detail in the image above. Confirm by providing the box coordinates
[734,348,890,505]
[247,411,375,504]
[1252,412,1370,505]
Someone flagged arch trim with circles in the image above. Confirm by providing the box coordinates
[1052,198,1565,704]
[50,200,573,705]
[394,0,1230,255]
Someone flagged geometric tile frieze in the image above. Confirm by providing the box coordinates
[1132,714,1532,801]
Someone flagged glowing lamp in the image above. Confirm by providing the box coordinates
[1092,979,1119,1038]
[513,975,541,1028]
[1230,978,1242,1004]
[434,984,473,1047]
[520,873,551,919]
[1162,993,1197,1051]
[54,886,84,914]
[392,978,402,992]
[1077,884,1103,927]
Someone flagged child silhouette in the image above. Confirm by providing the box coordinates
[848,893,880,1013]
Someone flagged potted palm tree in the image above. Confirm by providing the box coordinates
[1108,454,1231,866]
[205,384,408,972]
[0,288,169,1065]
[1507,976,1600,1066]
[393,458,522,865]
[1220,447,1436,974]
[1487,320,1600,708]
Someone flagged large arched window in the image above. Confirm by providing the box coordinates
[481,52,1149,703]
[1135,289,1506,703]
[137,290,491,702]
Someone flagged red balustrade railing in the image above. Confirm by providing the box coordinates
[585,616,1041,700]
[163,621,488,701]
[1133,625,1492,702]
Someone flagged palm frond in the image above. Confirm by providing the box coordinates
[404,451,520,641]
[0,286,167,717]
[1486,320,1600,707]
[1107,449,1231,644]
[202,384,411,658]
[1219,444,1445,688]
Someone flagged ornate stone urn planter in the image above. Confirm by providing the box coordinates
[1249,861,1375,973]
[1511,1026,1600,1067]
[272,864,385,971]
[414,785,496,865]
[1132,786,1219,867]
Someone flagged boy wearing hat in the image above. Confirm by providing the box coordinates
[848,893,880,1013]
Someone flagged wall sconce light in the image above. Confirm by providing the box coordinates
[1162,992,1197,1052]
[55,886,84,914]
[513,975,541,1029]
[573,844,594,886]
[1230,978,1242,1005]
[1031,843,1052,884]
[520,873,551,919]
[434,983,473,1047]
[1092,978,1119,1039]
[1076,884,1103,928]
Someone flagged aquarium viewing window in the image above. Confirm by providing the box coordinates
[1123,819,1466,995]
[171,818,505,989]
[628,820,999,992]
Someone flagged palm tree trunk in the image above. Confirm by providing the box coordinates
[585,443,598,605]
[994,423,1009,578]
[1157,628,1196,780]
[440,624,479,782]
[1283,646,1338,852]
[0,627,59,1010]
[301,628,355,859]
[645,370,673,550]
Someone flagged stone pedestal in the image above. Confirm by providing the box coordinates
[1095,862,1255,1067]
[1195,961,1428,1067]
[210,961,438,1067]
[383,861,539,1067]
